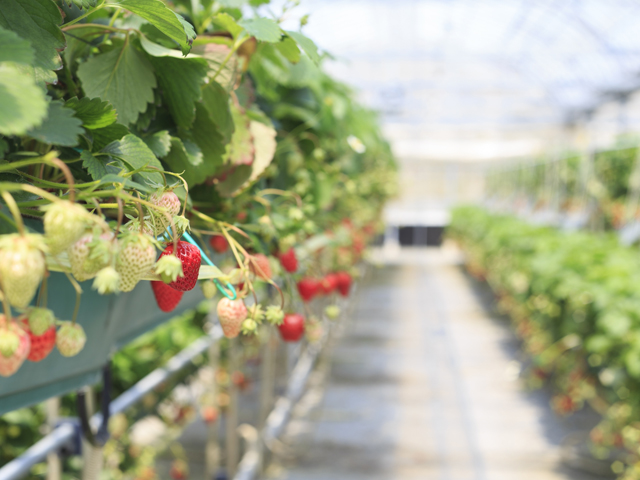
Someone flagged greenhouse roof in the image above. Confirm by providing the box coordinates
[280,0,640,159]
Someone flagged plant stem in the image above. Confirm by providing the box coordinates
[62,2,106,27]
[1,191,25,236]
[64,273,83,325]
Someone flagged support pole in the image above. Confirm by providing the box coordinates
[226,337,240,478]
[45,398,61,480]
[205,334,220,479]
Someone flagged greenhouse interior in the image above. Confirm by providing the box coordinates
[4,0,640,479]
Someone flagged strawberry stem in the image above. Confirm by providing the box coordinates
[64,273,82,325]
[36,274,48,308]
[0,287,11,326]
[46,157,76,203]
[0,191,25,236]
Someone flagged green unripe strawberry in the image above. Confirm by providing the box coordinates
[241,318,257,335]
[28,308,55,336]
[56,323,86,357]
[265,305,284,326]
[42,201,91,255]
[0,234,47,308]
[116,233,156,292]
[325,305,340,320]
[201,280,217,299]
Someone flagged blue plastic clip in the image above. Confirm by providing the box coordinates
[180,231,237,300]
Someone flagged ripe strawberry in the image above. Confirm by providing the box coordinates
[216,298,247,338]
[158,241,201,291]
[0,234,46,308]
[297,278,318,302]
[249,253,271,280]
[209,235,229,253]
[42,201,90,255]
[0,323,30,377]
[318,273,338,295]
[278,248,298,273]
[278,313,305,342]
[169,459,188,480]
[151,280,184,312]
[149,191,181,235]
[21,319,56,362]
[201,406,218,424]
[56,323,86,357]
[116,233,156,292]
[335,272,352,297]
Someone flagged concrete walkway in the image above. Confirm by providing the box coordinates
[269,248,607,480]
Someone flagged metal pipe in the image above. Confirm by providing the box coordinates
[0,326,223,480]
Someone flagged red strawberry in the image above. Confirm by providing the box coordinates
[151,281,184,312]
[297,278,319,302]
[0,323,30,376]
[278,313,305,342]
[335,272,352,297]
[201,406,218,424]
[278,248,298,273]
[209,235,229,253]
[21,320,56,362]
[318,273,338,295]
[216,298,247,338]
[169,459,188,480]
[158,241,201,291]
[249,253,271,280]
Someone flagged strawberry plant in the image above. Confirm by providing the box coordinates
[450,206,640,479]
[0,0,397,383]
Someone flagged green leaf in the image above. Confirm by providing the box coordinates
[65,97,117,130]
[0,26,34,65]
[0,64,48,136]
[143,130,172,157]
[27,100,84,147]
[276,36,300,64]
[201,81,234,143]
[109,0,196,54]
[0,0,65,74]
[189,103,226,178]
[162,137,206,187]
[101,134,163,184]
[216,165,252,197]
[77,41,157,126]
[70,0,99,8]
[285,31,319,63]
[213,13,243,39]
[239,18,282,43]
[90,123,129,151]
[146,55,208,129]
[81,150,108,180]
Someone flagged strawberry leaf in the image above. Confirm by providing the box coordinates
[0,65,48,136]
[143,130,172,157]
[101,134,164,185]
[27,100,84,147]
[0,0,65,76]
[77,41,156,126]
[109,0,196,54]
[285,31,319,63]
[0,26,34,65]
[65,97,118,130]
[81,150,108,180]
[238,18,282,43]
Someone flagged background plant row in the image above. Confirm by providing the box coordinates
[449,206,640,479]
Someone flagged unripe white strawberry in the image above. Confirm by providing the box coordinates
[149,191,180,235]
[0,322,30,377]
[68,232,113,282]
[27,307,55,336]
[0,234,47,308]
[56,322,86,357]
[42,201,91,255]
[116,233,156,292]
[216,298,247,338]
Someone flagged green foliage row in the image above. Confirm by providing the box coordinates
[449,206,640,478]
